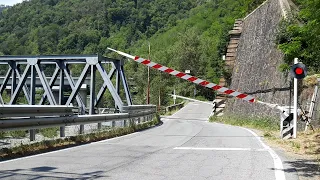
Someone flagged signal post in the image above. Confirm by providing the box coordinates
[290,58,307,138]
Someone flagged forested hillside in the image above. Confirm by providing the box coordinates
[0,0,264,106]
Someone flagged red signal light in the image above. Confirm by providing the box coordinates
[295,67,304,75]
[290,63,307,79]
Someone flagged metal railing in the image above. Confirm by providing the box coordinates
[0,105,157,132]
[0,105,74,118]
[165,102,184,113]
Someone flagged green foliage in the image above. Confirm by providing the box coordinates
[0,0,265,106]
[278,63,290,73]
[0,5,11,13]
[194,96,208,101]
[127,0,263,104]
[277,0,320,73]
[1,90,11,104]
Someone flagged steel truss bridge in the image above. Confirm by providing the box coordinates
[0,55,147,141]
[0,55,132,111]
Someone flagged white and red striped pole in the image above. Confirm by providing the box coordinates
[107,47,256,103]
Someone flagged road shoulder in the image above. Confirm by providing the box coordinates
[241,127,320,180]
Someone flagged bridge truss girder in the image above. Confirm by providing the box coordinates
[0,55,132,113]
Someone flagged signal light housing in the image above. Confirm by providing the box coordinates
[290,63,307,79]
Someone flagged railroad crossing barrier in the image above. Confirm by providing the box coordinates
[108,48,256,103]
[108,48,310,139]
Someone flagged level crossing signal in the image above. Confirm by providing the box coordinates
[290,63,307,79]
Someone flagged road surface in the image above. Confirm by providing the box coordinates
[0,102,298,180]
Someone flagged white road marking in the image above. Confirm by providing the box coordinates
[240,127,286,180]
[174,147,267,151]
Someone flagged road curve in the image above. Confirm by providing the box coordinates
[0,102,298,180]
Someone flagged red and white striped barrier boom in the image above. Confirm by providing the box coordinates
[107,47,256,103]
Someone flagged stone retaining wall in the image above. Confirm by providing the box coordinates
[224,0,292,119]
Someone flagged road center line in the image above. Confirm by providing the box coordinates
[174,147,267,151]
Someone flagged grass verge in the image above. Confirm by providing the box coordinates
[0,114,161,161]
[40,127,59,138]
[209,115,279,132]
[210,115,320,162]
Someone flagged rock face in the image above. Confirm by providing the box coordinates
[224,0,292,119]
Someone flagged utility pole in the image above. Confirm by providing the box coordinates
[147,42,150,104]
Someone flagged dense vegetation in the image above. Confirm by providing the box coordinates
[0,0,264,107]
[0,5,11,12]
[277,0,320,73]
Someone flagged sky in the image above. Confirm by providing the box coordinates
[0,0,24,6]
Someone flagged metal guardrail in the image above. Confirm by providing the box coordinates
[0,105,157,131]
[0,105,74,118]
[123,105,157,112]
[165,102,184,113]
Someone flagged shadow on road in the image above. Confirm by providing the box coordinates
[271,159,320,179]
[0,166,108,179]
[285,159,320,179]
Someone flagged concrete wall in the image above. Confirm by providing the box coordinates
[224,0,292,119]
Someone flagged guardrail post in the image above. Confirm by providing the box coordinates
[80,125,84,134]
[30,64,36,141]
[30,129,36,141]
[79,106,85,134]
[112,121,116,127]
[60,127,65,137]
[59,63,66,137]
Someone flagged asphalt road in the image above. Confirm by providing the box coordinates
[0,102,298,180]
